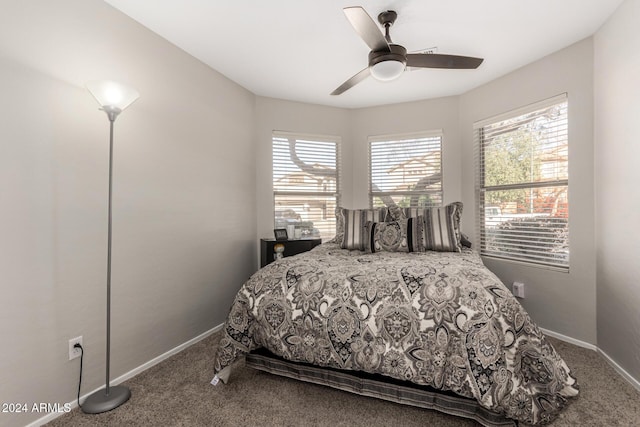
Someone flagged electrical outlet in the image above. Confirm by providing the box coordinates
[68,336,83,360]
[512,282,525,298]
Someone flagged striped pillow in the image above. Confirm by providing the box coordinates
[340,208,387,250]
[364,217,425,253]
[420,203,463,252]
[398,203,463,252]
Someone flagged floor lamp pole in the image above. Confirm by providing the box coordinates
[81,105,132,414]
[105,114,114,396]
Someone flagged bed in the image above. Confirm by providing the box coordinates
[212,204,578,425]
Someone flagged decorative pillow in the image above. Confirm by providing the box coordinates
[340,208,387,250]
[326,207,346,244]
[364,217,425,253]
[419,202,463,252]
[386,204,405,222]
[397,203,463,252]
[460,233,472,248]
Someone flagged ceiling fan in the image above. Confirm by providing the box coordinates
[331,7,484,95]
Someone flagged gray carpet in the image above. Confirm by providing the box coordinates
[47,332,640,427]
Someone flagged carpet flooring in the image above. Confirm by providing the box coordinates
[47,331,640,427]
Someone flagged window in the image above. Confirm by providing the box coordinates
[369,131,443,208]
[272,132,341,240]
[475,94,569,270]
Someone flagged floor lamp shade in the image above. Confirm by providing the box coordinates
[81,80,139,414]
[86,80,140,113]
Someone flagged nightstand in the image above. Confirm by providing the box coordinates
[260,238,322,268]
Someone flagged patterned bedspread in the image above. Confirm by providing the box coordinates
[213,243,578,424]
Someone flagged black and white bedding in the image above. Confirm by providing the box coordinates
[213,242,578,425]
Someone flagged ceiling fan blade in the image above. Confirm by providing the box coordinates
[406,53,484,69]
[343,7,389,52]
[331,68,371,96]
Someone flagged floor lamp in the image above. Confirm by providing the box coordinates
[82,80,139,414]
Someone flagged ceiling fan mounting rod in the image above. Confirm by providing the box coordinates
[384,23,392,43]
[378,10,397,44]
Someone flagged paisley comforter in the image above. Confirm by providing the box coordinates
[213,243,578,425]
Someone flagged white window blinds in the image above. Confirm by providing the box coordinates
[474,94,569,270]
[369,131,443,208]
[273,131,341,240]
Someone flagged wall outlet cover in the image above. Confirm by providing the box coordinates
[68,336,83,360]
[513,282,525,298]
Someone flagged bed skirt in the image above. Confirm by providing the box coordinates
[246,348,516,427]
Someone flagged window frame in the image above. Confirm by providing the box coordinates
[474,94,569,271]
[272,131,341,240]
[368,130,444,209]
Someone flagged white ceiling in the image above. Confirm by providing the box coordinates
[105,0,623,109]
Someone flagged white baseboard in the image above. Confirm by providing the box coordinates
[539,327,598,351]
[105,323,224,388]
[540,327,640,393]
[27,323,224,427]
[597,347,640,392]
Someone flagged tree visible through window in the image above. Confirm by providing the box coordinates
[272,132,340,240]
[369,131,443,208]
[475,95,569,270]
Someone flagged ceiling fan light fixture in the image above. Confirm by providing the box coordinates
[370,59,405,81]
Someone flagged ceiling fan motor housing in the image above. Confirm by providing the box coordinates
[368,44,407,67]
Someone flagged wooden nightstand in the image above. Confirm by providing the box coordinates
[260,238,322,268]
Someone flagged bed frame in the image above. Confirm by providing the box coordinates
[246,348,516,427]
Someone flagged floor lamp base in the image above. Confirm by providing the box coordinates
[81,385,131,414]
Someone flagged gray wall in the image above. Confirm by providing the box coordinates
[459,39,597,345]
[0,1,256,426]
[594,0,640,383]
